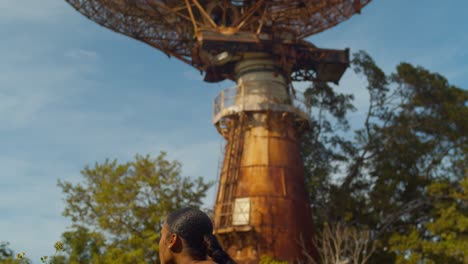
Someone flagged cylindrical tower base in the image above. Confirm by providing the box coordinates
[213,53,316,263]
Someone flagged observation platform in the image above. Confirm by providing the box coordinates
[213,81,310,126]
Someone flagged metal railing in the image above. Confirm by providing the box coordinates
[213,83,310,124]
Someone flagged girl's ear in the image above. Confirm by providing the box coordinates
[168,234,178,249]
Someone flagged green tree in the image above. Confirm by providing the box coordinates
[301,81,356,224]
[56,226,105,264]
[0,241,67,264]
[57,152,212,264]
[259,255,288,264]
[302,51,468,263]
[0,242,17,264]
[0,242,14,261]
[389,177,468,264]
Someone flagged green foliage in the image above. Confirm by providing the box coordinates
[389,177,468,263]
[57,152,213,263]
[0,242,19,264]
[259,255,288,264]
[0,242,14,261]
[301,81,356,223]
[0,243,31,264]
[0,260,20,264]
[59,226,105,264]
[302,50,468,262]
[0,242,65,264]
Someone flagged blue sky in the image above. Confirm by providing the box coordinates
[1,0,467,262]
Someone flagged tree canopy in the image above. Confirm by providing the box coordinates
[57,152,212,263]
[0,242,16,264]
[302,51,468,263]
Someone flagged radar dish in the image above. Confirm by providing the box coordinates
[65,0,371,76]
[63,1,374,262]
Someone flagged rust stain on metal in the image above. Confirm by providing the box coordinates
[63,1,373,263]
[212,55,317,263]
[64,0,369,83]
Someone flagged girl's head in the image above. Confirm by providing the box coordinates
[159,208,235,264]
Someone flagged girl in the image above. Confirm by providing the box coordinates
[159,208,236,264]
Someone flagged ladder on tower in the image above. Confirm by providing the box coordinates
[218,114,245,228]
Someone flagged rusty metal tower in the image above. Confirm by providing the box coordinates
[64,1,371,263]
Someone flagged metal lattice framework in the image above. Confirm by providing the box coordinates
[64,1,373,262]
[65,0,371,82]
